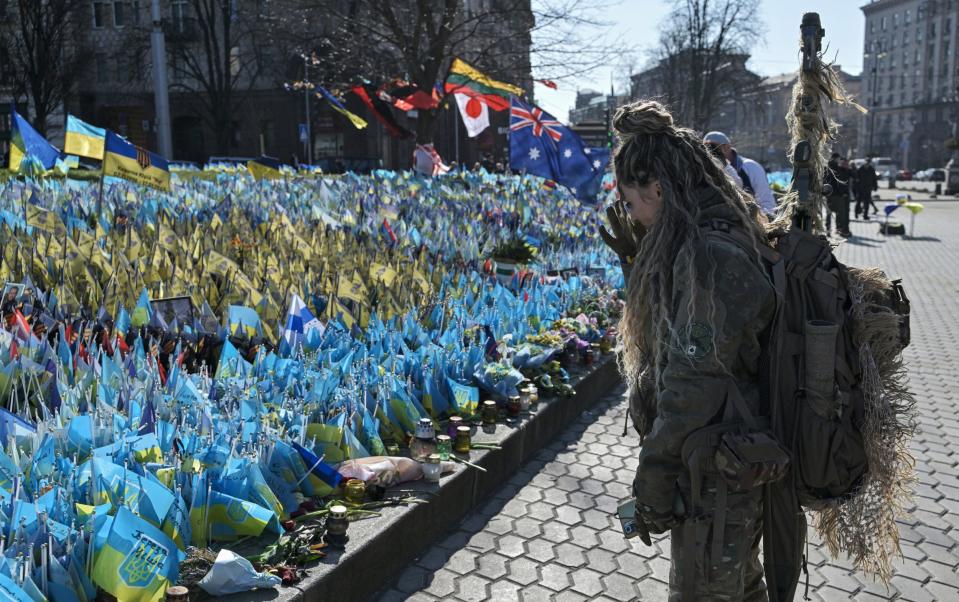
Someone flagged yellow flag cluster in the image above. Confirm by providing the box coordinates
[1,198,449,342]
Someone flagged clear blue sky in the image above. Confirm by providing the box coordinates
[533,0,867,120]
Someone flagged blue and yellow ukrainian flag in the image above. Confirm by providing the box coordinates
[247,155,283,180]
[103,131,171,191]
[315,84,368,130]
[8,111,60,172]
[64,115,106,160]
[92,506,184,602]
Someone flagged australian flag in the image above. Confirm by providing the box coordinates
[508,97,608,202]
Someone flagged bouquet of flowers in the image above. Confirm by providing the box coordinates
[474,360,527,399]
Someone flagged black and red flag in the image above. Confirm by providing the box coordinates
[350,83,413,139]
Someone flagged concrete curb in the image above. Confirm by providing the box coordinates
[224,356,621,601]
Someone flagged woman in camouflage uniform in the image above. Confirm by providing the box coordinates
[600,100,775,601]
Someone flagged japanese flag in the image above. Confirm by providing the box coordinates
[454,93,489,138]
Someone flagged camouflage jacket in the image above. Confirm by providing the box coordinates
[629,189,776,514]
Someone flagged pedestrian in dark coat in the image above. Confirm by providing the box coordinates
[855,159,879,220]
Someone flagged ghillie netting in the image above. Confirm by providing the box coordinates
[772,38,916,583]
[771,59,865,234]
[814,267,917,583]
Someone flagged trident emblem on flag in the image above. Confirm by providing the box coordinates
[136,147,151,170]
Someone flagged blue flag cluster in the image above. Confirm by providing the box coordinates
[508,97,609,202]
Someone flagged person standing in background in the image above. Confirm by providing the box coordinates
[703,131,777,218]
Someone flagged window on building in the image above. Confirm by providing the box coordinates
[93,1,108,27]
[904,30,909,45]
[945,40,951,56]
[171,0,189,33]
[113,1,126,27]
[259,119,275,151]
[870,19,875,33]
[930,21,937,37]
[917,27,923,42]
[906,9,911,24]
[918,5,925,21]
[916,48,922,63]
[947,18,954,36]
[882,16,887,31]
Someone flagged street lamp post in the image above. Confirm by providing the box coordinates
[150,0,173,159]
[944,87,959,193]
[864,52,887,156]
[303,56,313,165]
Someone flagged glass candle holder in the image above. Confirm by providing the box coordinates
[482,400,498,425]
[344,479,366,504]
[447,416,463,439]
[454,426,471,453]
[436,435,452,460]
[422,454,442,482]
[324,505,350,548]
[507,395,521,417]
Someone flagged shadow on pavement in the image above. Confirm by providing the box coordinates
[375,389,625,601]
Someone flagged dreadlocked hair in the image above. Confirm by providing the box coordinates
[612,100,769,437]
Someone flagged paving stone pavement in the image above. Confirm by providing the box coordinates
[375,203,959,601]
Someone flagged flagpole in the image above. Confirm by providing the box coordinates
[95,171,105,227]
[453,101,460,165]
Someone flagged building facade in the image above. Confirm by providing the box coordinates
[717,69,862,170]
[568,89,629,149]
[861,0,959,170]
[625,51,861,170]
[7,0,532,170]
[629,53,762,135]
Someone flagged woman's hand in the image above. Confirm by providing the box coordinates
[599,200,646,264]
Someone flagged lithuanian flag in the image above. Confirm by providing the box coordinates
[444,58,524,111]
[64,114,106,160]
[103,131,171,191]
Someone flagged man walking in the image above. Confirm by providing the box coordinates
[824,153,852,236]
[855,159,879,220]
[704,131,777,217]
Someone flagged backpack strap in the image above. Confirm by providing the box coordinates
[700,219,781,265]
[723,380,759,428]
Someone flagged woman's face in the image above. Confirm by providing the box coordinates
[620,179,663,227]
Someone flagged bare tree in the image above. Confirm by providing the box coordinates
[161,0,313,154]
[646,0,762,130]
[0,0,90,135]
[303,0,618,144]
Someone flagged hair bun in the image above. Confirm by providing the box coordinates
[613,100,674,138]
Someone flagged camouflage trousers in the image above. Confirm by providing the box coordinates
[668,478,767,601]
